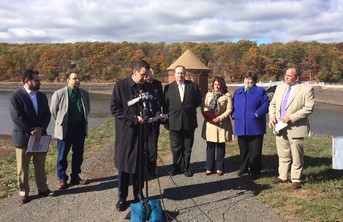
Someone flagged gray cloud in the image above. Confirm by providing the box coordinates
[0,0,342,44]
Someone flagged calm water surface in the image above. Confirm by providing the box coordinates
[0,91,112,135]
[0,91,342,137]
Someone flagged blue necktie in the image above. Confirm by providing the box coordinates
[280,86,291,119]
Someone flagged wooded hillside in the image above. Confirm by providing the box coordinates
[1,41,342,83]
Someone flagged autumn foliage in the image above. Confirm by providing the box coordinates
[0,41,342,83]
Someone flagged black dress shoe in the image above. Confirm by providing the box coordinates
[184,168,193,177]
[19,195,29,204]
[134,193,145,202]
[116,199,127,211]
[236,170,247,177]
[169,168,181,176]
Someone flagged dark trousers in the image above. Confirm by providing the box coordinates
[57,123,85,182]
[238,135,264,176]
[169,128,194,170]
[117,170,144,200]
[206,142,226,172]
[147,123,160,170]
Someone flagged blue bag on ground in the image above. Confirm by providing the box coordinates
[130,199,163,222]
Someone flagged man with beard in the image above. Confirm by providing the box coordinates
[8,69,54,204]
[50,73,90,190]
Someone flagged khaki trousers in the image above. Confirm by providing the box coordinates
[15,148,49,196]
[275,133,304,182]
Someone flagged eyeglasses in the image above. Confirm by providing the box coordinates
[137,71,149,78]
[70,77,80,80]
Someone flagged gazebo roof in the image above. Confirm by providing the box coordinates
[166,49,210,71]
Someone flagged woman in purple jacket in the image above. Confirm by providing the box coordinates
[232,71,270,179]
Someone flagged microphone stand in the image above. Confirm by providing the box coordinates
[138,100,151,220]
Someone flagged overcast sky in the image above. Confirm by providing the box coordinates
[0,0,342,44]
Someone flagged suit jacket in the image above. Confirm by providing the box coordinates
[269,83,314,137]
[8,86,51,148]
[50,86,90,140]
[110,76,155,173]
[164,80,202,131]
[151,79,164,113]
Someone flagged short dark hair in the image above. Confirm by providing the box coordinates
[174,65,186,72]
[134,60,150,71]
[22,69,39,83]
[212,76,228,94]
[244,71,258,83]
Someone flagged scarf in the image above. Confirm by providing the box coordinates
[208,91,222,113]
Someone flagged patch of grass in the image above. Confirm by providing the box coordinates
[0,118,114,199]
[242,128,343,221]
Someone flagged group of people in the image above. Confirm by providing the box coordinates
[202,66,314,191]
[8,62,314,211]
[110,61,202,211]
[9,70,90,204]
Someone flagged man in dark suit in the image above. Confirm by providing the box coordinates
[8,69,54,204]
[110,60,155,211]
[269,66,314,189]
[144,68,164,177]
[164,65,202,177]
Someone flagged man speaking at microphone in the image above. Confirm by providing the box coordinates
[110,60,156,211]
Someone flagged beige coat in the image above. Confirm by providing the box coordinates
[201,92,233,143]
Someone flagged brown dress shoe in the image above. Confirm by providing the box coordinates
[272,177,286,184]
[58,181,67,190]
[292,182,302,189]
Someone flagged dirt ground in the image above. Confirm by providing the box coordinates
[0,112,282,222]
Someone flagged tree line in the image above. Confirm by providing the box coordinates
[0,40,342,83]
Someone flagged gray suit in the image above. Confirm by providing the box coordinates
[269,83,314,182]
[50,86,90,140]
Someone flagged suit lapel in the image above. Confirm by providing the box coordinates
[287,84,301,109]
[172,82,182,104]
[20,87,38,118]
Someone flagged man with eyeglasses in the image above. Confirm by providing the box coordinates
[8,69,54,204]
[50,73,90,190]
[268,65,314,189]
[110,60,156,211]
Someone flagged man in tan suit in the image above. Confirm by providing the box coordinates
[268,66,314,189]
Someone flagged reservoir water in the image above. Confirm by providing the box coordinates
[0,91,112,136]
[0,91,342,137]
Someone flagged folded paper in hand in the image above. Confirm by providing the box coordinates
[147,112,169,123]
[273,121,288,134]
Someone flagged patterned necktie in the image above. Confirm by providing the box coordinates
[280,86,291,119]
[178,84,184,102]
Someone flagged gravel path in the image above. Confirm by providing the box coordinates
[0,112,281,222]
